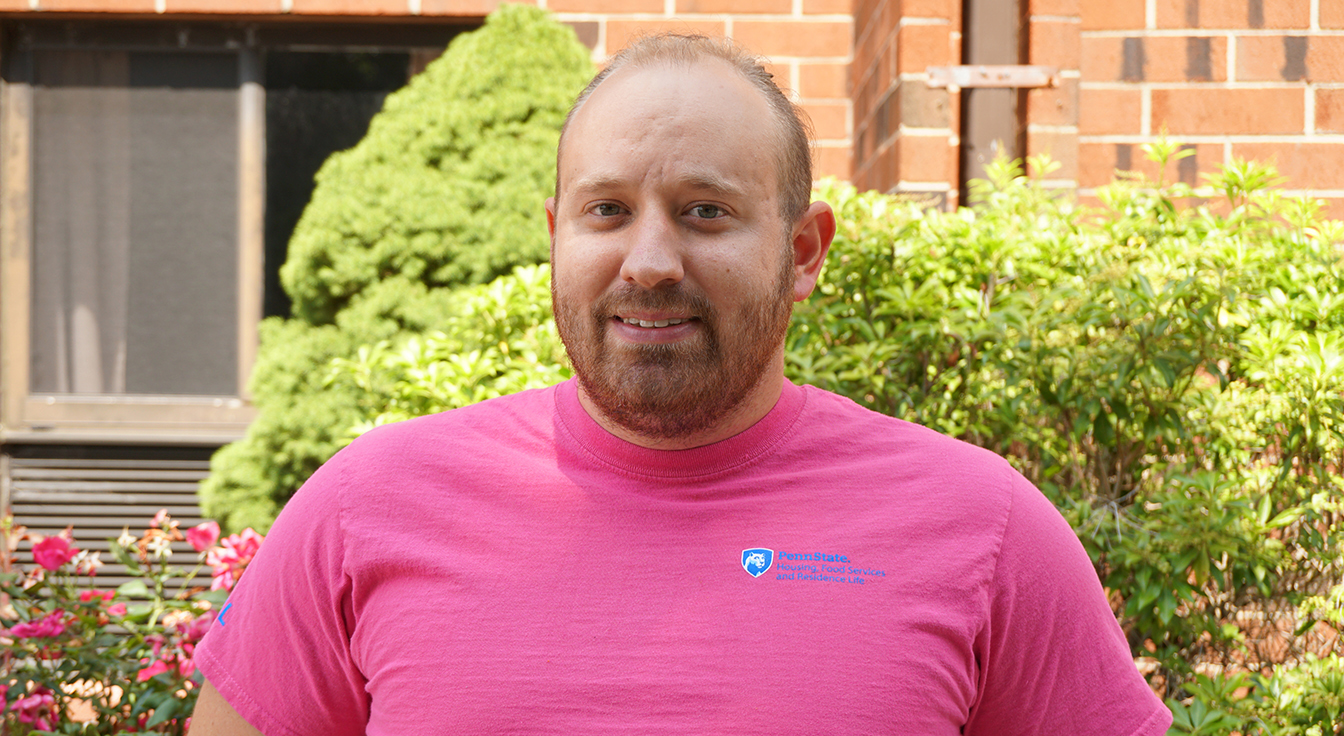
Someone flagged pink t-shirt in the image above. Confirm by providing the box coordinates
[196,379,1171,735]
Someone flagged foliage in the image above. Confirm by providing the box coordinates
[333,264,569,433]
[0,513,265,734]
[199,5,595,532]
[791,147,1343,732]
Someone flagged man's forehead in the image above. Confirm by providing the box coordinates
[558,56,782,185]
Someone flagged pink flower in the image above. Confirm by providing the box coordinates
[32,536,78,570]
[108,603,127,616]
[151,509,169,528]
[206,528,264,591]
[179,611,215,644]
[136,659,171,682]
[13,687,56,730]
[9,610,67,638]
[185,520,221,553]
[79,589,115,604]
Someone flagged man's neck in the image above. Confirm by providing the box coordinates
[576,368,786,451]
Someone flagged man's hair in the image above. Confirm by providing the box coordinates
[557,33,815,222]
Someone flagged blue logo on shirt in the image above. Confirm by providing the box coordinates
[742,548,774,578]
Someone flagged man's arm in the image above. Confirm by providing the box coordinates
[188,681,264,736]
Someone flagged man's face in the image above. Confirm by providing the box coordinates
[547,59,798,441]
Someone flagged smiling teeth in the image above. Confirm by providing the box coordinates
[623,318,687,328]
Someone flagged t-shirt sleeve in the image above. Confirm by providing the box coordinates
[194,456,368,736]
[964,472,1172,736]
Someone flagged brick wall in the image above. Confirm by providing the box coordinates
[1079,0,1344,214]
[851,0,961,204]
[547,0,855,180]
[1024,0,1081,190]
[0,0,853,181]
[851,0,1344,213]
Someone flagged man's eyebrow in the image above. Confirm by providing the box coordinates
[566,172,748,199]
[674,172,747,200]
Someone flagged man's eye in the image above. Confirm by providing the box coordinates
[691,204,725,219]
[592,203,623,216]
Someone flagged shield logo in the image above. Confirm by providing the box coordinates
[741,548,774,578]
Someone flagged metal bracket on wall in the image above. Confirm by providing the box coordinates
[926,65,1060,93]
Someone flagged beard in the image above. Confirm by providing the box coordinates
[553,251,795,441]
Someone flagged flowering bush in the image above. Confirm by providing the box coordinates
[0,512,265,734]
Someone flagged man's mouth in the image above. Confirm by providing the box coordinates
[618,317,691,328]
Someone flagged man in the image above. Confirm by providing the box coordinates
[191,35,1171,735]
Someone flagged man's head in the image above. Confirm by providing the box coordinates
[547,34,834,447]
[558,34,815,223]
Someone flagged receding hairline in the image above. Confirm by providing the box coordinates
[555,34,815,222]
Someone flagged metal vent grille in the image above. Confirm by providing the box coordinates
[7,456,212,589]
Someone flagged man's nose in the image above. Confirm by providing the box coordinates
[618,210,684,289]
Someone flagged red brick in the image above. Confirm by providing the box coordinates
[894,134,952,183]
[1263,0,1309,29]
[1322,198,1344,220]
[1029,18,1082,67]
[1079,141,1222,187]
[0,0,28,8]
[1159,0,1247,28]
[1324,0,1344,29]
[1033,0,1081,17]
[734,20,851,58]
[165,0,283,11]
[1026,129,1078,179]
[896,22,952,71]
[1141,35,1227,81]
[421,0,531,14]
[36,0,155,9]
[1307,37,1344,82]
[606,19,727,54]
[1079,142,1121,187]
[802,101,848,139]
[1237,35,1280,80]
[1080,0,1142,30]
[1079,87,1140,134]
[1153,88,1303,134]
[1230,142,1344,189]
[1317,89,1344,133]
[1081,35,1125,80]
[552,0,659,9]
[679,0,790,12]
[798,62,849,98]
[1027,77,1078,126]
[900,0,956,19]
[290,0,407,13]
[816,145,853,180]
[803,0,852,13]
[1153,0,1187,28]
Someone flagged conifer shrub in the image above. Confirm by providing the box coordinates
[199,5,594,532]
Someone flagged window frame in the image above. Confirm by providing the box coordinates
[0,18,469,445]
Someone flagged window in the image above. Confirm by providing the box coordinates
[1,19,467,442]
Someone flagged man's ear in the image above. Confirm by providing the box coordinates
[545,196,557,239]
[790,201,836,302]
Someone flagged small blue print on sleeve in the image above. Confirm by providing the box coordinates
[218,602,233,626]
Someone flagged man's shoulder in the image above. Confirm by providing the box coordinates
[330,383,561,468]
[797,384,1009,469]
[363,383,557,439]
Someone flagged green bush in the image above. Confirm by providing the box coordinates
[323,145,1342,730]
[199,5,594,532]
[794,148,1343,732]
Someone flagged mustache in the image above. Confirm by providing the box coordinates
[592,284,715,320]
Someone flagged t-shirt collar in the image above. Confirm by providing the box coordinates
[553,377,806,479]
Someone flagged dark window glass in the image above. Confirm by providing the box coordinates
[263,51,411,318]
